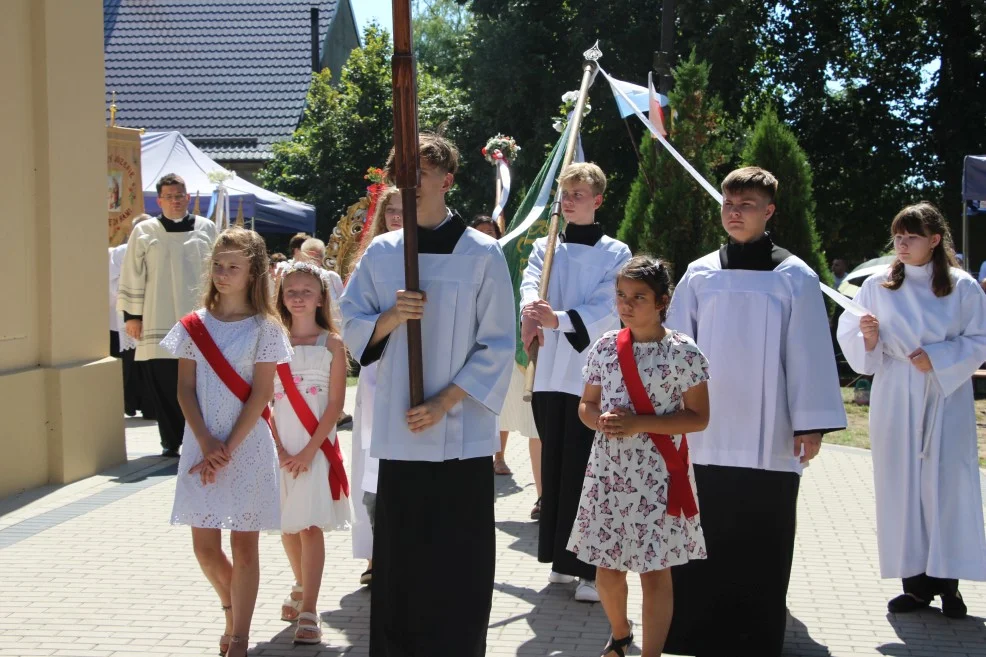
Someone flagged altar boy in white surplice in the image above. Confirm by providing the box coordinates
[339,133,515,657]
[663,167,846,657]
[838,202,986,620]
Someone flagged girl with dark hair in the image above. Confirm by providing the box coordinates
[838,201,986,619]
[570,256,711,657]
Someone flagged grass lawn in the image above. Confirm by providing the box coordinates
[826,388,986,467]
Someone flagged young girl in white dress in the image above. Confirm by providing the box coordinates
[347,187,403,585]
[838,202,986,619]
[569,256,710,657]
[161,227,292,657]
[272,261,352,643]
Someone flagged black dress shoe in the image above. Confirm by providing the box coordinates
[161,448,180,458]
[941,590,968,619]
[888,593,931,613]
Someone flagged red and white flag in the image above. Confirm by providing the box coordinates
[648,71,668,138]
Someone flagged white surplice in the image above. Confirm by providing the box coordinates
[350,361,379,559]
[519,235,631,396]
[666,251,847,474]
[340,229,516,462]
[837,263,986,580]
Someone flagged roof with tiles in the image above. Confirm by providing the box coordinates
[104,0,356,161]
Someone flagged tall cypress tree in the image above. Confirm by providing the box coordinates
[617,51,731,281]
[742,109,832,284]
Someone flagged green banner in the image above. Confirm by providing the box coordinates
[498,129,572,367]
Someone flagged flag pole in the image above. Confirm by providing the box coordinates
[523,42,602,401]
[391,0,425,406]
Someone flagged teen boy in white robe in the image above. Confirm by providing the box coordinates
[117,173,217,457]
[838,201,986,619]
[340,133,515,657]
[663,167,847,657]
[520,162,632,603]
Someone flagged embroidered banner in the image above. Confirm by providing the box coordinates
[107,126,145,246]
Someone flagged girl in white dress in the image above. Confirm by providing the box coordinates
[272,261,351,643]
[837,202,986,619]
[570,256,710,657]
[347,187,403,585]
[161,227,291,657]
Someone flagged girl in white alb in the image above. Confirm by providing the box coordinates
[272,261,352,645]
[161,228,291,657]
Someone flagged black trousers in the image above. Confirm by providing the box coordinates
[903,573,959,599]
[111,332,151,417]
[531,391,596,580]
[664,464,800,657]
[370,456,494,657]
[144,358,184,451]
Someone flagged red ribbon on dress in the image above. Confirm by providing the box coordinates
[179,312,272,430]
[615,327,698,519]
[275,363,350,501]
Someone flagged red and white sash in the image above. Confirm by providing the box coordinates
[179,312,350,501]
[275,362,350,501]
[180,312,273,429]
[615,327,698,519]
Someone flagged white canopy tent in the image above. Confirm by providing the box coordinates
[141,131,315,234]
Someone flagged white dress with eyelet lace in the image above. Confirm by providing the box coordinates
[272,331,353,533]
[161,310,292,531]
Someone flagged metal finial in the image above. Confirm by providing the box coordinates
[109,91,117,127]
[583,40,603,62]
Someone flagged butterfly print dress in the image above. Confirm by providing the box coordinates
[567,329,710,573]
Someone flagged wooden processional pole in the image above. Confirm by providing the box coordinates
[523,43,602,401]
[391,0,425,406]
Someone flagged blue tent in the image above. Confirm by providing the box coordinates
[141,131,314,234]
[962,155,986,271]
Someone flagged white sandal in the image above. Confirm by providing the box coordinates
[293,611,322,645]
[280,584,303,621]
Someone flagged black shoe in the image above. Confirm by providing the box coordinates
[125,408,138,417]
[337,414,353,428]
[941,590,968,619]
[359,568,372,586]
[530,497,541,521]
[161,448,180,458]
[888,593,930,614]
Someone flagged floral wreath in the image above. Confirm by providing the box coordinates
[552,90,592,133]
[281,260,327,290]
[482,135,521,165]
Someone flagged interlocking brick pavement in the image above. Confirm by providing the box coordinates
[1,386,985,656]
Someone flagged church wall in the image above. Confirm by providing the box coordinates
[0,0,125,498]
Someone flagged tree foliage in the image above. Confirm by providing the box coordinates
[617,52,730,279]
[258,25,469,236]
[742,109,831,284]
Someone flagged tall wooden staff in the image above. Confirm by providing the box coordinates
[392,1,425,406]
[523,43,602,401]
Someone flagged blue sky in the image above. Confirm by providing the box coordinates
[351,0,394,36]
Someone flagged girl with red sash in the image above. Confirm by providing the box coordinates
[271,261,351,644]
[569,256,711,657]
[160,228,292,657]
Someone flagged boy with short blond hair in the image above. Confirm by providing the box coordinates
[664,166,846,656]
[520,161,631,602]
[341,132,515,657]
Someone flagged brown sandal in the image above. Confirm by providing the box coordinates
[493,457,512,475]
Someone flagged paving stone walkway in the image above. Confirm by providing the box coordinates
[1,386,985,656]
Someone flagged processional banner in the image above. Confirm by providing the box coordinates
[107,126,144,246]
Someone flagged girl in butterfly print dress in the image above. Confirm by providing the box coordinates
[569,257,710,657]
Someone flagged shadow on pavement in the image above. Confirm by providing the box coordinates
[495,519,539,558]
[109,456,177,483]
[880,610,986,656]
[492,580,611,656]
[251,623,350,655]
[320,588,372,656]
[784,613,833,656]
